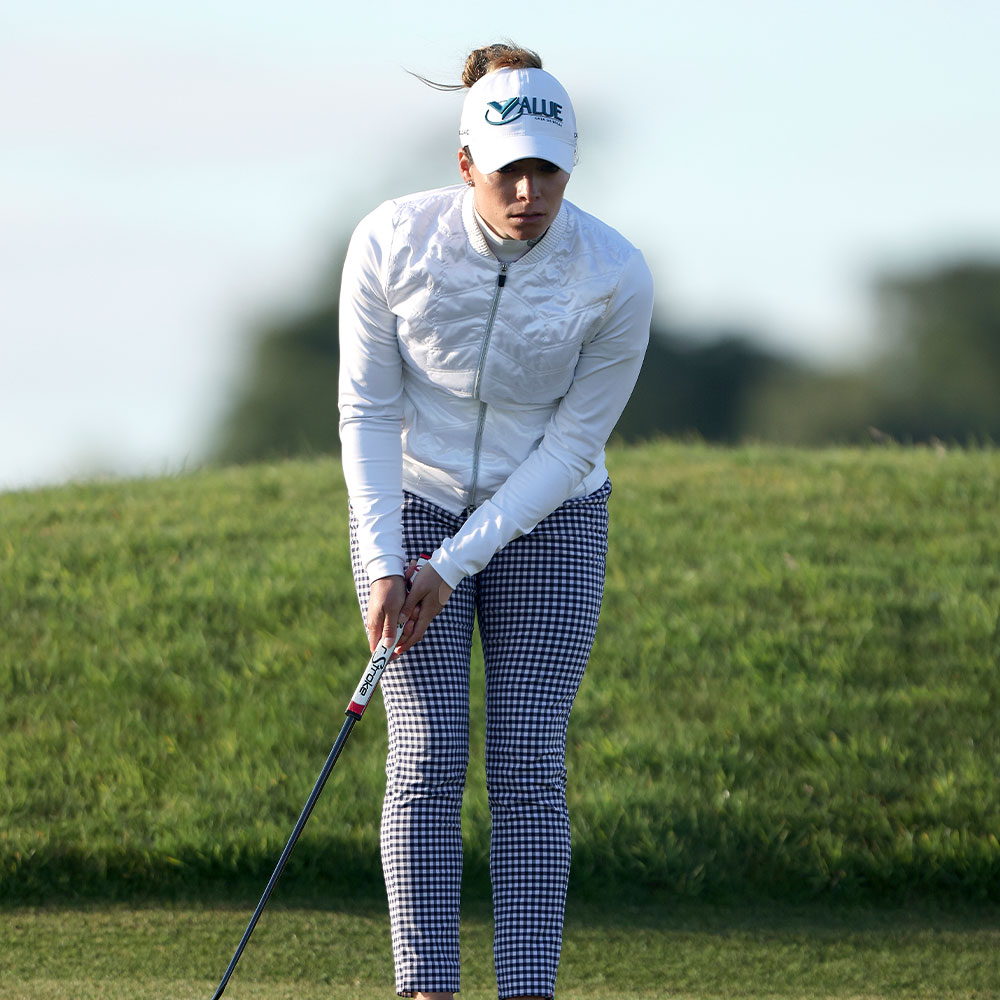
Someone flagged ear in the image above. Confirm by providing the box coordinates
[457,148,475,185]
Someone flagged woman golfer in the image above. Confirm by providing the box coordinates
[339,43,654,1000]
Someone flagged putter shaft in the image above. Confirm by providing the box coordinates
[209,556,426,998]
[210,713,357,1000]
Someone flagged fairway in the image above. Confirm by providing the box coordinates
[2,898,998,999]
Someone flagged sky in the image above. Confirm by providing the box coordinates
[2,0,999,491]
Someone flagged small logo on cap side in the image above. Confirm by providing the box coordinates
[485,96,564,126]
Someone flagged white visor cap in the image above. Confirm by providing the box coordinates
[459,68,577,175]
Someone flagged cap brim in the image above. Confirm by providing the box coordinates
[471,134,575,175]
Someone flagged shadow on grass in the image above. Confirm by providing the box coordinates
[5,834,1000,931]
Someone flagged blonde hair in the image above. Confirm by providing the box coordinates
[410,42,542,91]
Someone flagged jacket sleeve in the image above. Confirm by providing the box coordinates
[338,202,407,583]
[430,248,654,587]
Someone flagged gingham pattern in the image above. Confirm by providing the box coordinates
[350,481,610,1000]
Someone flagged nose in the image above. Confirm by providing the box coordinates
[516,173,535,201]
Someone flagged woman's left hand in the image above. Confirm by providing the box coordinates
[396,559,453,655]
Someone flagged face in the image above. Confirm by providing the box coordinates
[459,151,570,242]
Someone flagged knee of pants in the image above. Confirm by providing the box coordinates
[484,740,569,811]
[386,734,470,800]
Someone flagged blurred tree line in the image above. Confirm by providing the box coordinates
[213,255,1000,464]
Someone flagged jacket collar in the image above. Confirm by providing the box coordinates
[461,186,569,263]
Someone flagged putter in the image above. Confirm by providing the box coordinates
[209,556,428,1000]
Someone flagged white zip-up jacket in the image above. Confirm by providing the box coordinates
[339,184,654,588]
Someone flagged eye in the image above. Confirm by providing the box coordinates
[539,161,560,173]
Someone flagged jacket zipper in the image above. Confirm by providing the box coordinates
[467,262,509,512]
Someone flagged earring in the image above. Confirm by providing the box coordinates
[466,178,474,187]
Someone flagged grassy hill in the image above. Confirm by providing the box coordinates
[2,441,998,904]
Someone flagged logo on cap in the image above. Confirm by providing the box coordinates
[485,96,564,126]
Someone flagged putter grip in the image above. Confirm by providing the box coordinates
[345,555,429,718]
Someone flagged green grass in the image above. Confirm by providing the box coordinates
[584,443,1000,901]
[2,442,999,906]
[1,899,998,999]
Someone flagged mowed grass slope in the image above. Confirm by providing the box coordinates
[2,442,999,905]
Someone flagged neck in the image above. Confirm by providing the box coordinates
[474,208,542,262]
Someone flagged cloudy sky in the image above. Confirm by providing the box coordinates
[2,0,998,490]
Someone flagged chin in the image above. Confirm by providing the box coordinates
[507,218,548,240]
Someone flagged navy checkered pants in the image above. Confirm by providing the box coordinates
[350,480,610,999]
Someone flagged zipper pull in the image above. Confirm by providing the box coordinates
[498,263,508,288]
